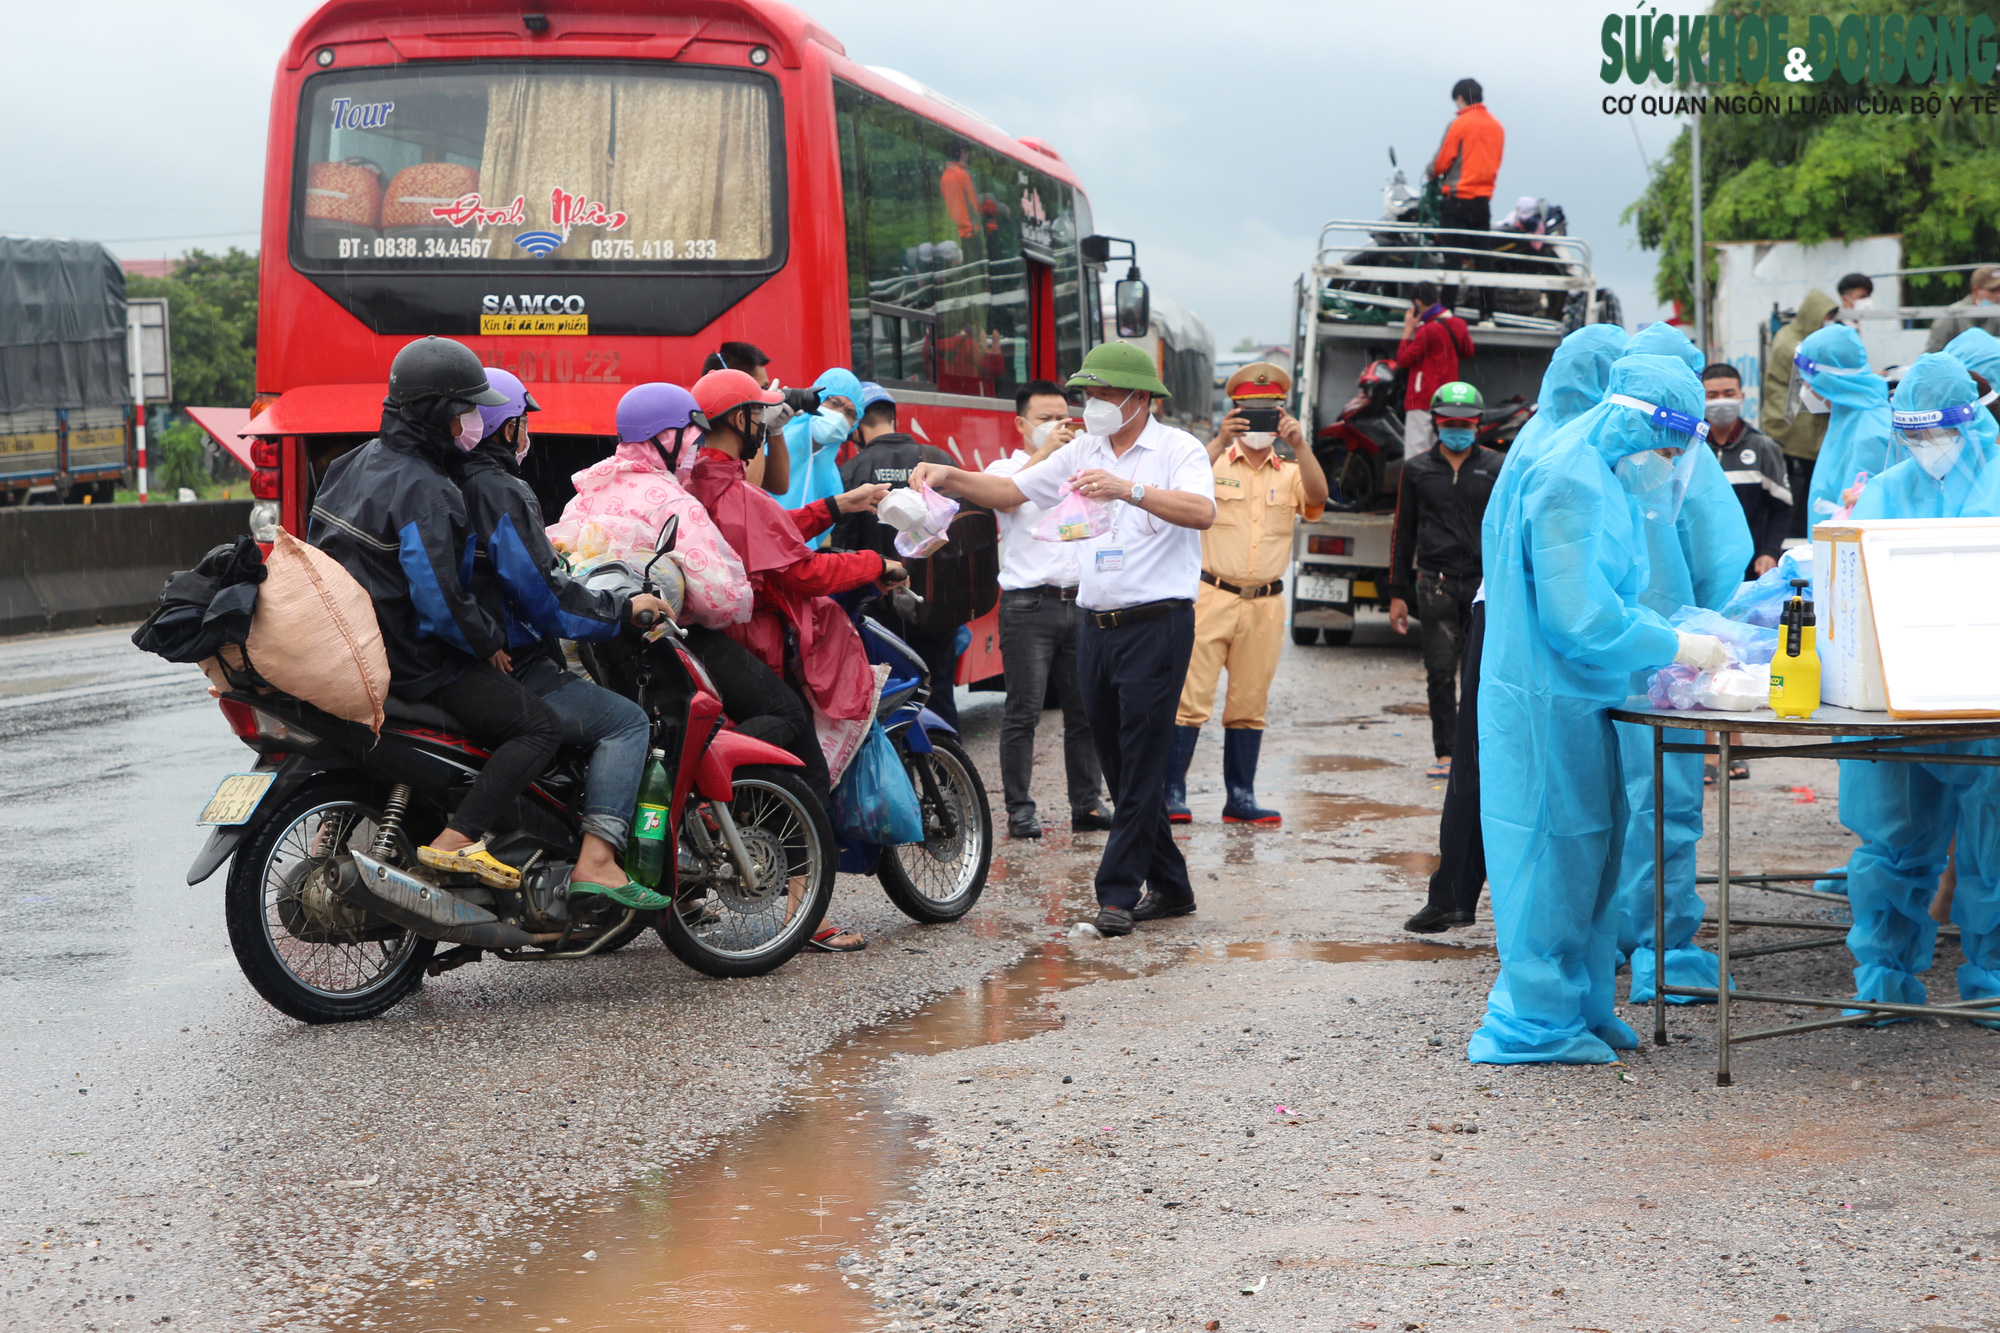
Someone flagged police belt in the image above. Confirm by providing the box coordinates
[1200,571,1284,600]
[1085,598,1192,630]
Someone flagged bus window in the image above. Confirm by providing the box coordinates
[293,65,779,272]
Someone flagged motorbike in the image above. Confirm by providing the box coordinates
[836,584,993,922]
[1314,359,1537,511]
[189,521,835,1024]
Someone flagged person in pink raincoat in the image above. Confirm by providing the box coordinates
[547,382,753,630]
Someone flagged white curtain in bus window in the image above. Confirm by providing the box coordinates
[478,75,770,262]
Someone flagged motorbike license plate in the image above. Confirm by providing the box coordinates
[1294,573,1351,605]
[198,772,275,826]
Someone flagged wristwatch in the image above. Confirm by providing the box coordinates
[1128,483,1147,505]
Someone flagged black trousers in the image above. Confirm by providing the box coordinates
[1077,603,1196,911]
[877,609,962,730]
[682,626,831,806]
[1785,454,1817,539]
[1425,600,1486,916]
[1414,571,1480,758]
[1438,194,1492,319]
[429,658,560,839]
[998,589,1102,820]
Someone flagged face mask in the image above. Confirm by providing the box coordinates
[1082,393,1137,437]
[810,406,852,448]
[455,407,486,451]
[1904,429,1963,480]
[1704,398,1743,427]
[1614,448,1677,493]
[513,428,532,465]
[1799,384,1832,415]
[1435,425,1476,452]
[1029,420,1060,449]
[1848,296,1874,311]
[738,413,766,459]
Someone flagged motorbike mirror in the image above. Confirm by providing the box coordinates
[1114,276,1151,339]
[1388,146,1397,166]
[643,514,681,583]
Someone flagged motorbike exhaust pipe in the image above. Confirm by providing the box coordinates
[336,851,538,949]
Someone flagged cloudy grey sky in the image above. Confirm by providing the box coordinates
[1,0,1680,348]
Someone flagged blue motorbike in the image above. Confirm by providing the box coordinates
[838,589,992,923]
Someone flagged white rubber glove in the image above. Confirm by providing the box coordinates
[1673,631,1731,673]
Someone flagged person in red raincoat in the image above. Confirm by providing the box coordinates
[687,371,903,951]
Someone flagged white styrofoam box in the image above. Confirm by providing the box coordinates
[1815,518,2000,717]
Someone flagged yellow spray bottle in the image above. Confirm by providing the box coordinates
[1768,578,1820,719]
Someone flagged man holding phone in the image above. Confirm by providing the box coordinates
[1166,362,1329,824]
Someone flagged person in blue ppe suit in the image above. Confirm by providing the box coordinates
[1838,353,2000,1016]
[1792,323,1892,522]
[1469,354,1734,1064]
[778,368,865,538]
[1944,326,2000,388]
[1603,327,1755,1004]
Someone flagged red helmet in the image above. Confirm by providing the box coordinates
[692,369,782,426]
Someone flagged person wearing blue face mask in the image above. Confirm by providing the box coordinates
[1469,354,1729,1064]
[1386,381,1503,782]
[778,367,865,540]
[1837,352,2000,1018]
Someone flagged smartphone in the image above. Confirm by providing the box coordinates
[1239,406,1281,433]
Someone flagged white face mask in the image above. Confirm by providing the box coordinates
[1905,430,1963,480]
[1848,296,1874,311]
[1029,420,1059,449]
[1798,384,1832,415]
[1243,432,1277,451]
[1614,448,1676,493]
[456,408,486,450]
[514,432,532,465]
[1081,393,1138,438]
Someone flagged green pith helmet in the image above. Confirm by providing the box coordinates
[1430,381,1484,417]
[1067,341,1170,399]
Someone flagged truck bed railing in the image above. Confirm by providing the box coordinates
[1311,218,1595,296]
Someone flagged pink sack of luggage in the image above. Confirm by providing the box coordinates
[245,530,391,732]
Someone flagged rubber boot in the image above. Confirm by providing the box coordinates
[1165,725,1199,824]
[1221,728,1281,825]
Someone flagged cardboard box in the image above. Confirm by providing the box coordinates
[1813,518,2000,718]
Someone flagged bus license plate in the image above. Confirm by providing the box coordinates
[198,773,275,826]
[1295,573,1351,605]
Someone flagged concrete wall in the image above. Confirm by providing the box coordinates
[0,500,252,636]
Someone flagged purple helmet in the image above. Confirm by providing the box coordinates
[477,368,540,439]
[617,382,706,443]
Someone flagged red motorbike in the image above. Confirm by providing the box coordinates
[187,524,834,1024]
[1314,358,1537,511]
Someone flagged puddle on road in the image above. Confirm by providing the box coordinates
[1286,753,1397,775]
[1285,791,1435,827]
[372,943,1146,1332]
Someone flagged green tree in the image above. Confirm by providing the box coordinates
[125,247,259,411]
[1628,0,2000,309]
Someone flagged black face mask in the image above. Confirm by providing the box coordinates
[734,410,766,460]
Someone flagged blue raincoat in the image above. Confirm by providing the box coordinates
[1797,323,1891,523]
[1604,327,1755,1003]
[1469,355,1693,1064]
[1841,353,2000,1013]
[778,367,865,527]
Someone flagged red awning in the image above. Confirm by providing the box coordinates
[241,382,627,438]
[182,406,257,471]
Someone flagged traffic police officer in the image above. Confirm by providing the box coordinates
[1167,362,1329,824]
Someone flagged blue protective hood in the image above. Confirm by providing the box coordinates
[1945,327,2000,385]
[1854,351,2000,520]
[1537,324,1629,428]
[813,367,865,406]
[1797,322,1886,411]
[1565,354,1708,467]
[1622,322,1703,371]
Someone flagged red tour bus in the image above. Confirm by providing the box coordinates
[241,0,1109,684]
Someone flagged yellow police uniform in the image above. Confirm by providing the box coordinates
[1167,362,1324,825]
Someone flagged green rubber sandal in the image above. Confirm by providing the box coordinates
[570,879,671,911]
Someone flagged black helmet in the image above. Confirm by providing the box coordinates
[388,336,508,407]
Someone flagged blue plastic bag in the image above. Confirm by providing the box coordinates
[1717,547,1812,628]
[831,723,925,846]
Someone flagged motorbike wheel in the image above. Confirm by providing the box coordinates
[656,765,834,978]
[879,735,992,923]
[223,779,435,1024]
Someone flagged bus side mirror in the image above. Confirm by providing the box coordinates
[1114,277,1150,339]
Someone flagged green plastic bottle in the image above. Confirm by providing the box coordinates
[629,748,671,887]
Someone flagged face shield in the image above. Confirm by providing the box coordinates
[1606,393,1708,524]
[1889,394,1997,483]
[1785,350,1871,422]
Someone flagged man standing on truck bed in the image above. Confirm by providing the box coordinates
[1386,381,1501,782]
[1428,77,1505,323]
[1167,361,1329,825]
[1396,282,1474,458]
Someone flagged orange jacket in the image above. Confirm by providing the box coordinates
[1430,103,1504,200]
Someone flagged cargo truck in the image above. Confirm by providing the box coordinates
[0,238,136,505]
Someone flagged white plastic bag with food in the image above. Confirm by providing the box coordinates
[242,530,391,732]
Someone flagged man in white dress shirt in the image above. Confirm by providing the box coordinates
[985,380,1114,841]
[913,342,1216,936]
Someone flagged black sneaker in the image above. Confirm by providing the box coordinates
[1133,889,1196,921]
[1008,813,1043,840]
[1403,903,1476,933]
[1094,906,1134,937]
[1071,803,1114,832]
